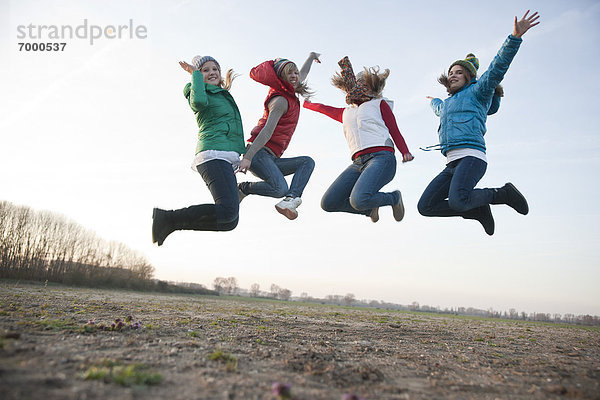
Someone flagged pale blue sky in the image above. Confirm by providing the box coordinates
[1,0,599,315]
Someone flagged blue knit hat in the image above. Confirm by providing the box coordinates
[192,55,221,71]
[273,58,294,76]
[449,53,479,78]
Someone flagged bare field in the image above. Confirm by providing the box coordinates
[0,282,599,399]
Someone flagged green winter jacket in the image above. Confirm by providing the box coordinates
[184,70,246,155]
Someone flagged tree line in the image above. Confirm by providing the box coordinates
[0,200,211,293]
[212,277,600,327]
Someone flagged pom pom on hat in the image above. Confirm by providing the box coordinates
[192,55,221,71]
[273,58,294,76]
[449,53,479,78]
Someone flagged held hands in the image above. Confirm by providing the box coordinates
[179,61,196,74]
[513,10,540,38]
[237,157,251,174]
[402,153,414,163]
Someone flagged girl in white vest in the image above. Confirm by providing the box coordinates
[304,56,413,222]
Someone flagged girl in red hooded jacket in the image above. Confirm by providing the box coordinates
[237,52,320,220]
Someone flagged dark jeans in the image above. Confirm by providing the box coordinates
[418,156,494,217]
[195,159,239,231]
[321,151,398,216]
[239,148,315,199]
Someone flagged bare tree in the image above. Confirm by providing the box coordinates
[270,283,280,298]
[343,293,355,306]
[278,288,292,301]
[213,277,227,294]
[250,283,260,297]
[226,277,238,295]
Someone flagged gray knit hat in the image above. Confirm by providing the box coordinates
[191,55,220,71]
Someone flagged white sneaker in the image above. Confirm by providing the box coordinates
[275,197,302,220]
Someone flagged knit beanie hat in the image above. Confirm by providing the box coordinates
[273,58,294,76]
[191,55,221,71]
[449,53,479,78]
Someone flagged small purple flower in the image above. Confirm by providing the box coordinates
[342,394,364,400]
[272,382,292,399]
[86,320,95,325]
[125,315,133,323]
[132,321,142,330]
[114,318,122,323]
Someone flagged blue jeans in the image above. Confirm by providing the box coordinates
[417,156,494,217]
[239,148,315,198]
[195,159,239,231]
[321,151,399,216]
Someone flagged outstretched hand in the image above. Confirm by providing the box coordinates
[179,61,196,74]
[513,10,540,38]
[310,52,321,63]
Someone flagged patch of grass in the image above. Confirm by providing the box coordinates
[188,330,200,338]
[209,348,238,372]
[82,360,162,386]
[33,318,78,331]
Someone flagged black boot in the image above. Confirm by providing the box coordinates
[491,183,529,215]
[152,208,176,246]
[463,205,495,236]
[152,205,218,246]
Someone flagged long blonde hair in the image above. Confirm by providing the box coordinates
[220,69,239,91]
[332,66,390,98]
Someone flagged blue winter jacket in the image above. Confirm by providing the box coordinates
[430,35,522,156]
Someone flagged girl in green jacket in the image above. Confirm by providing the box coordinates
[152,56,246,246]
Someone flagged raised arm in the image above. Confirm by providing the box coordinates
[186,70,209,111]
[303,100,344,123]
[238,97,288,173]
[299,52,321,81]
[476,11,540,99]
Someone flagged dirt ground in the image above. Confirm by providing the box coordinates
[0,282,599,400]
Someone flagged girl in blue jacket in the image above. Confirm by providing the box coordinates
[418,10,539,235]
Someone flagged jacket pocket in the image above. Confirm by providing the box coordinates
[448,114,475,134]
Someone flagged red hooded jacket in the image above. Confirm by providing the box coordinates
[248,60,300,157]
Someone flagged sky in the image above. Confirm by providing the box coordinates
[1,0,599,316]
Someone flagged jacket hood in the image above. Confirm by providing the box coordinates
[250,60,296,97]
